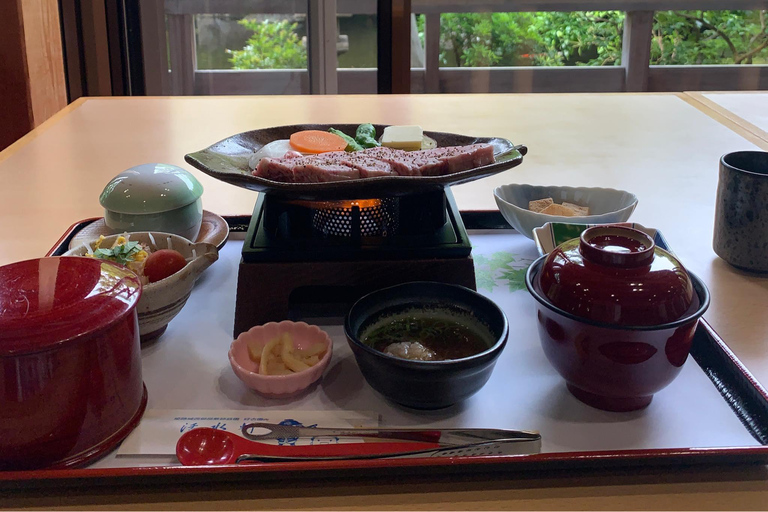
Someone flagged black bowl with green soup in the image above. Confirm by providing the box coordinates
[344,282,509,409]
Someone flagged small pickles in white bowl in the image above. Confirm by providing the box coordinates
[493,184,638,239]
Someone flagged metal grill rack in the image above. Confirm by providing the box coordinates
[312,199,400,237]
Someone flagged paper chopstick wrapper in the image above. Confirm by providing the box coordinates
[117,409,380,456]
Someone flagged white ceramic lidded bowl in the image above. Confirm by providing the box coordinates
[100,163,204,241]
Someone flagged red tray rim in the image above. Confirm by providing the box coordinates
[7,214,765,488]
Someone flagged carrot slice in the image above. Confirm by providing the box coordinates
[289,130,347,154]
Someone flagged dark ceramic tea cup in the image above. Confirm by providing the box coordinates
[713,151,768,273]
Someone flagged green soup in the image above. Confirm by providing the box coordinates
[361,308,494,361]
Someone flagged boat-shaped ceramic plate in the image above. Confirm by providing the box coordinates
[184,124,527,200]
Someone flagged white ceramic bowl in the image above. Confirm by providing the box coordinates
[64,232,218,341]
[493,184,638,239]
[229,321,333,397]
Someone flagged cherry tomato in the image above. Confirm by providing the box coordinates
[143,249,187,283]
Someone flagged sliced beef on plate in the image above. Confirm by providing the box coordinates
[255,152,360,183]
[254,157,295,182]
[357,147,417,176]
[292,152,361,182]
[360,147,447,176]
[341,153,397,177]
[252,143,496,182]
[397,152,449,176]
[292,164,360,182]
[419,144,495,173]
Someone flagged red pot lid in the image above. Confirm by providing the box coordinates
[536,226,695,326]
[0,257,142,355]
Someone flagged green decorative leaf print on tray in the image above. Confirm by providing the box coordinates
[474,252,533,293]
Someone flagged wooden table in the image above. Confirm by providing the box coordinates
[685,91,768,145]
[2,93,768,510]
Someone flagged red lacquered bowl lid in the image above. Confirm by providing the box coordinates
[0,256,142,355]
[536,226,695,326]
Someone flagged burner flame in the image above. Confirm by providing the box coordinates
[339,199,381,209]
[288,199,382,210]
[308,198,398,237]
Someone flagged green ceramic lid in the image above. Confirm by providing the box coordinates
[99,163,204,214]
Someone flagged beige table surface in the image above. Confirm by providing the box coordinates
[2,93,768,510]
[686,91,768,144]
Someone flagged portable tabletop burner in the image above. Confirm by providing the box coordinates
[234,188,477,334]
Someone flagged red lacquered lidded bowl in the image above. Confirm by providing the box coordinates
[0,257,147,470]
[538,226,696,325]
[526,226,709,412]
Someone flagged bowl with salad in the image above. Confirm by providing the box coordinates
[64,232,218,341]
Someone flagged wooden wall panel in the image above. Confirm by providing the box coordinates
[439,67,625,93]
[20,0,68,125]
[0,0,67,151]
[0,0,33,151]
[139,0,170,95]
[378,0,412,93]
[622,11,654,92]
[78,0,113,96]
[648,65,768,91]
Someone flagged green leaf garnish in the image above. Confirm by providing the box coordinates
[93,241,142,265]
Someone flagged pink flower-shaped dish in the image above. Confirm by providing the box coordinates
[229,321,333,397]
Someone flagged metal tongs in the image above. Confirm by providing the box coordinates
[237,422,541,463]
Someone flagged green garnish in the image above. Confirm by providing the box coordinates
[93,241,142,265]
[329,128,363,152]
[328,124,381,152]
[355,123,380,148]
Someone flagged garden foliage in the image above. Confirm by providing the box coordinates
[229,11,768,69]
[228,18,307,69]
[427,10,768,67]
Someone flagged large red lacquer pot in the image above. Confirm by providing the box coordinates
[525,226,710,412]
[0,257,147,470]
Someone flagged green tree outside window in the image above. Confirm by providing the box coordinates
[229,11,767,70]
[227,19,307,69]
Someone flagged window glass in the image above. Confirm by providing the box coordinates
[196,14,308,71]
[651,10,768,65]
[142,3,768,95]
